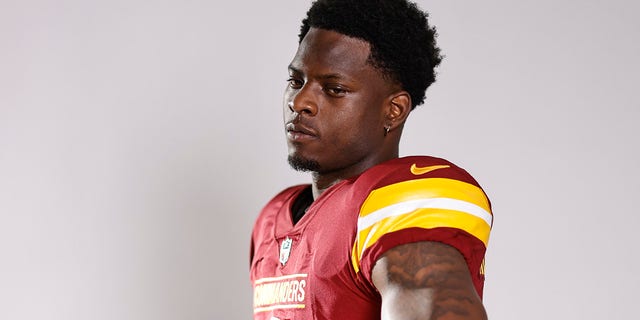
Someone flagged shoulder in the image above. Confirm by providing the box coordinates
[264,184,309,207]
[252,184,308,236]
[354,156,491,217]
[355,155,484,191]
[257,184,309,214]
[350,156,493,294]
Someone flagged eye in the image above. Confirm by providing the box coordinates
[324,86,348,97]
[287,77,303,89]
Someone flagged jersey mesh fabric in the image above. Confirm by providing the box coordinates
[250,156,493,320]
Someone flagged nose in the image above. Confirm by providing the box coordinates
[287,85,318,116]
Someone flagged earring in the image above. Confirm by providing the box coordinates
[384,126,390,137]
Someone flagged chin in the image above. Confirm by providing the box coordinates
[288,154,321,172]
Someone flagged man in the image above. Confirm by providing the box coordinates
[250,0,492,319]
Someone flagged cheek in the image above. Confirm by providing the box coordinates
[328,110,381,148]
[344,105,384,134]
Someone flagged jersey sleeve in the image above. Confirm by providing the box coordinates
[350,162,493,296]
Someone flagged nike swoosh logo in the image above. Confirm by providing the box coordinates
[410,164,450,175]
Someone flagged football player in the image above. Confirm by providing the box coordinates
[250,1,492,319]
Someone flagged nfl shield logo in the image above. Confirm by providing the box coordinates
[279,237,293,266]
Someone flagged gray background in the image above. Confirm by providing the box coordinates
[1,0,638,319]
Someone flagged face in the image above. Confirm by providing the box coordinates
[284,28,399,177]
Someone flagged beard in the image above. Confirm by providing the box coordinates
[288,154,321,172]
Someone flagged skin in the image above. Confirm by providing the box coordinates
[373,242,488,320]
[284,28,410,198]
[284,28,487,319]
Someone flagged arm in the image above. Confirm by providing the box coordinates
[372,241,487,320]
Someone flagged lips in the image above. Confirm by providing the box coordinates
[285,122,318,142]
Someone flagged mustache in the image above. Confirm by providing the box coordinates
[285,115,318,137]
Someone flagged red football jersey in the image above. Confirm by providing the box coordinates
[250,156,493,320]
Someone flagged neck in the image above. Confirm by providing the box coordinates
[310,148,399,199]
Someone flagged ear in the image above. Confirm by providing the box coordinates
[385,91,412,131]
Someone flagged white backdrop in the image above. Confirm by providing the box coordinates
[1,0,638,319]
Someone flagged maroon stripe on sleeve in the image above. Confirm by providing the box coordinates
[358,227,487,298]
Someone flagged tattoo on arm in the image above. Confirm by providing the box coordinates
[374,241,487,320]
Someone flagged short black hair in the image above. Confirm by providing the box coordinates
[299,0,442,109]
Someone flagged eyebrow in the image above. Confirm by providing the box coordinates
[288,65,348,81]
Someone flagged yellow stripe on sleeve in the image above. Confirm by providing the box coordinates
[351,207,491,274]
[360,178,491,218]
[351,178,492,274]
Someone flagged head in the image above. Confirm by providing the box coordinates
[300,0,442,110]
[285,0,442,177]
